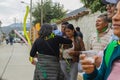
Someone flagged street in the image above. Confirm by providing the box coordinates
[0,42,34,80]
[0,42,83,80]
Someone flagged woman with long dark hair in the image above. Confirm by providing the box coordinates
[60,24,85,80]
[29,23,72,80]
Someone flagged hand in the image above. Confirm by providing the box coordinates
[94,56,102,68]
[68,50,76,56]
[80,54,95,74]
[29,57,37,65]
[31,60,37,65]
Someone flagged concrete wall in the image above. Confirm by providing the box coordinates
[57,11,101,50]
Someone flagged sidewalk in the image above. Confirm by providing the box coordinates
[0,43,34,80]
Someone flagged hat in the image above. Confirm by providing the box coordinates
[102,0,118,4]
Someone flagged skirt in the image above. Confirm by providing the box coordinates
[33,54,63,80]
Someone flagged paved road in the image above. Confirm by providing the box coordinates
[0,42,83,80]
[0,43,34,80]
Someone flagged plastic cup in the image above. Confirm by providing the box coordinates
[80,50,97,63]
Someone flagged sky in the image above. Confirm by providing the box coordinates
[0,0,83,26]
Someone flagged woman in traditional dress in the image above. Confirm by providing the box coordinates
[29,23,72,80]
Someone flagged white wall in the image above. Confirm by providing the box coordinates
[57,11,101,50]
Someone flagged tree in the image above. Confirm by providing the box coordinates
[32,0,66,25]
[80,0,106,13]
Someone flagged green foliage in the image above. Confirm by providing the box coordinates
[32,0,66,25]
[80,0,106,13]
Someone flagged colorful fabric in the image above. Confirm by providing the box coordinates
[33,54,62,80]
[105,40,118,67]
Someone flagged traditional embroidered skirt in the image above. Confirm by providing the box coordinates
[33,54,63,80]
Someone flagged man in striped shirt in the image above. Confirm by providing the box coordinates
[89,14,112,67]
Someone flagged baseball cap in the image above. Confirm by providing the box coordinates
[102,0,118,4]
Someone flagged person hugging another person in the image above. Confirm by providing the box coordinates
[29,23,72,80]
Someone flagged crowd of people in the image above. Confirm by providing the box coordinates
[29,0,120,80]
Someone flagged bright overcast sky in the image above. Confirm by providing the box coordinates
[0,0,83,26]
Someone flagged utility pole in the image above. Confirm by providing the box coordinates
[41,0,43,26]
[14,17,16,27]
[30,0,32,40]
[0,21,2,32]
[0,21,2,44]
[14,18,17,39]
[0,21,3,33]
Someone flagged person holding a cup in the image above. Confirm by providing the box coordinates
[60,24,85,80]
[80,1,120,80]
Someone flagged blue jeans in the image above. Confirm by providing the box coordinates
[60,60,78,80]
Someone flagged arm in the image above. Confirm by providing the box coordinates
[79,37,85,51]
[29,40,38,65]
[69,37,85,56]
[30,40,37,57]
[56,36,72,44]
[83,55,106,80]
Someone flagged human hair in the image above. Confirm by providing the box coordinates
[11,30,14,34]
[51,24,58,30]
[76,27,80,32]
[98,14,109,23]
[66,24,77,37]
[39,23,53,39]
[61,22,69,26]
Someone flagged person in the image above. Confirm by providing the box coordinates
[5,36,9,44]
[104,0,119,41]
[52,23,62,36]
[61,22,69,37]
[80,1,120,80]
[9,30,15,45]
[60,24,85,80]
[76,27,83,39]
[59,21,69,80]
[29,23,72,80]
[89,14,112,67]
[90,14,112,51]
[93,0,119,68]
[20,38,24,45]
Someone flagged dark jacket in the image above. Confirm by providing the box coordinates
[72,36,85,62]
[30,36,72,58]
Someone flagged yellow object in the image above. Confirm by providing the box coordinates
[23,6,31,47]
[35,23,41,31]
[118,40,120,45]
[29,57,34,63]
